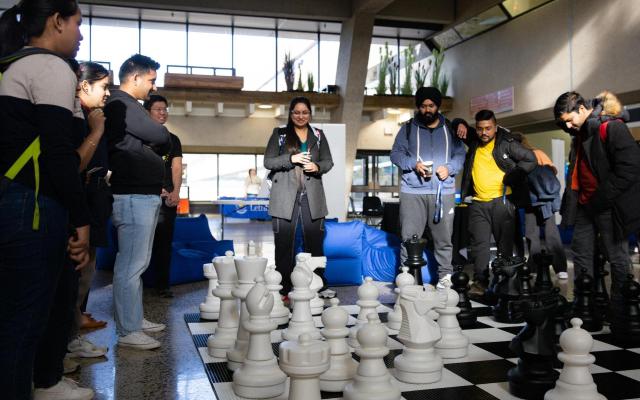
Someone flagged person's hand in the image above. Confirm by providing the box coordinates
[87,108,105,137]
[456,123,467,139]
[436,165,449,180]
[167,190,180,207]
[291,152,311,164]
[161,188,169,198]
[303,162,319,173]
[68,225,90,270]
[415,161,429,178]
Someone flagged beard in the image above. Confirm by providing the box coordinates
[415,111,438,125]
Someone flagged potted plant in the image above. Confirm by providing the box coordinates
[430,48,450,96]
[283,52,295,91]
[414,59,431,90]
[375,43,390,95]
[388,60,398,95]
[401,45,415,96]
[296,64,305,91]
[306,72,315,92]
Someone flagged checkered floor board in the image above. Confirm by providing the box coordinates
[184,301,640,400]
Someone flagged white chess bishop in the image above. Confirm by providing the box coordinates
[207,251,239,358]
[282,254,321,341]
[227,253,268,370]
[319,298,358,392]
[199,262,221,320]
[343,314,401,400]
[434,283,469,358]
[348,277,380,348]
[387,267,415,331]
[232,277,287,399]
[393,284,446,384]
[544,318,606,400]
[264,265,290,325]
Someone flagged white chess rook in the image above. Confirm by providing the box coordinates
[279,333,330,400]
[232,277,287,398]
[343,314,401,400]
[387,267,415,331]
[264,265,290,325]
[207,251,239,358]
[200,262,221,320]
[435,284,469,359]
[348,276,380,348]
[544,318,606,400]
[227,254,268,370]
[320,298,358,392]
[393,285,445,384]
[282,254,321,341]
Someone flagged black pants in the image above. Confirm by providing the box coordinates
[33,259,79,388]
[468,197,516,282]
[273,193,325,295]
[151,203,178,290]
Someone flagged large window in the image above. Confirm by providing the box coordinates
[277,31,318,92]
[218,154,259,197]
[234,28,276,91]
[91,18,139,84]
[77,22,91,62]
[319,34,339,91]
[141,21,187,86]
[182,154,218,201]
[188,25,233,73]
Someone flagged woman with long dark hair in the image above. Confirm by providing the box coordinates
[264,96,334,297]
[0,1,93,399]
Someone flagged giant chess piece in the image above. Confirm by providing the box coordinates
[300,253,327,315]
[508,298,559,399]
[387,267,414,331]
[208,251,239,358]
[232,277,287,398]
[344,314,401,400]
[393,285,446,383]
[552,288,570,344]
[264,265,290,326]
[200,262,221,320]
[279,333,330,400]
[520,261,534,299]
[534,251,554,294]
[227,254,268,370]
[451,265,477,328]
[282,254,321,341]
[403,234,427,285]
[544,318,606,400]
[592,248,610,323]
[435,283,469,358]
[571,268,602,332]
[348,277,380,348]
[491,256,525,323]
[319,298,358,392]
[610,274,640,348]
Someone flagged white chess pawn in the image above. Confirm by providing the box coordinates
[264,265,290,326]
[282,254,321,341]
[199,262,221,320]
[233,277,287,398]
[435,283,469,358]
[387,267,414,331]
[208,251,239,358]
[343,314,401,400]
[544,318,606,400]
[227,254,268,370]
[320,298,358,392]
[348,277,380,348]
[279,333,330,400]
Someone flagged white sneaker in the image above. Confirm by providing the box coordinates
[33,377,94,400]
[118,331,161,350]
[557,272,569,280]
[142,318,166,333]
[63,355,80,374]
[437,274,452,289]
[68,336,108,358]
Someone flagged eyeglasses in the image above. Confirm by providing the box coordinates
[291,111,310,116]
[150,107,168,113]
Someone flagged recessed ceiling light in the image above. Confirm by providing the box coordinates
[258,104,273,109]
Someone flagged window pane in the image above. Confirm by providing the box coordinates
[277,31,318,92]
[352,157,366,186]
[182,154,218,201]
[256,155,267,187]
[319,34,339,91]
[188,25,232,73]
[91,18,139,84]
[502,0,550,17]
[77,23,91,62]
[234,28,276,91]
[432,29,462,50]
[366,38,397,95]
[454,6,508,39]
[140,21,187,87]
[218,154,258,197]
[376,156,395,186]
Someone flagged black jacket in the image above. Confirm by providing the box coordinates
[460,127,537,206]
[104,90,170,195]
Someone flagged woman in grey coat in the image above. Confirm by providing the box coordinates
[264,97,334,297]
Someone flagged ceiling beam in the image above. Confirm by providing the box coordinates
[378,0,454,24]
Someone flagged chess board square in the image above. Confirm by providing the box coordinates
[617,369,640,382]
[591,332,636,349]
[401,384,499,399]
[477,382,524,400]
[498,326,524,335]
[474,341,516,359]
[212,381,290,400]
[188,322,218,335]
[390,368,473,391]
[629,348,640,355]
[473,307,494,317]
[470,300,488,308]
[184,312,208,323]
[442,344,503,364]
[320,391,343,399]
[593,350,640,371]
[476,316,525,329]
[198,347,226,364]
[203,362,234,383]
[593,372,640,399]
[352,349,402,369]
[192,333,211,348]
[444,359,517,384]
[459,320,493,330]
[591,338,621,352]
[465,328,515,344]
[386,336,404,350]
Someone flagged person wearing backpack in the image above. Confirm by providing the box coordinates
[264,96,333,298]
[390,87,466,288]
[554,90,640,323]
[0,1,93,399]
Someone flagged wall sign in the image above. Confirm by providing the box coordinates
[470,87,514,115]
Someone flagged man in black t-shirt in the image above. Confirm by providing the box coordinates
[145,94,183,298]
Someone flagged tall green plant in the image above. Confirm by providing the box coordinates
[296,64,304,91]
[388,60,398,95]
[307,72,315,92]
[401,46,416,95]
[283,51,295,91]
[375,44,390,95]
[430,48,450,96]
[414,59,431,89]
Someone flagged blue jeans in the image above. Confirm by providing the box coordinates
[111,194,161,336]
[0,182,68,400]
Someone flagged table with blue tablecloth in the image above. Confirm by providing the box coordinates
[213,197,270,239]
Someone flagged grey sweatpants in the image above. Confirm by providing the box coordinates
[399,192,456,278]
